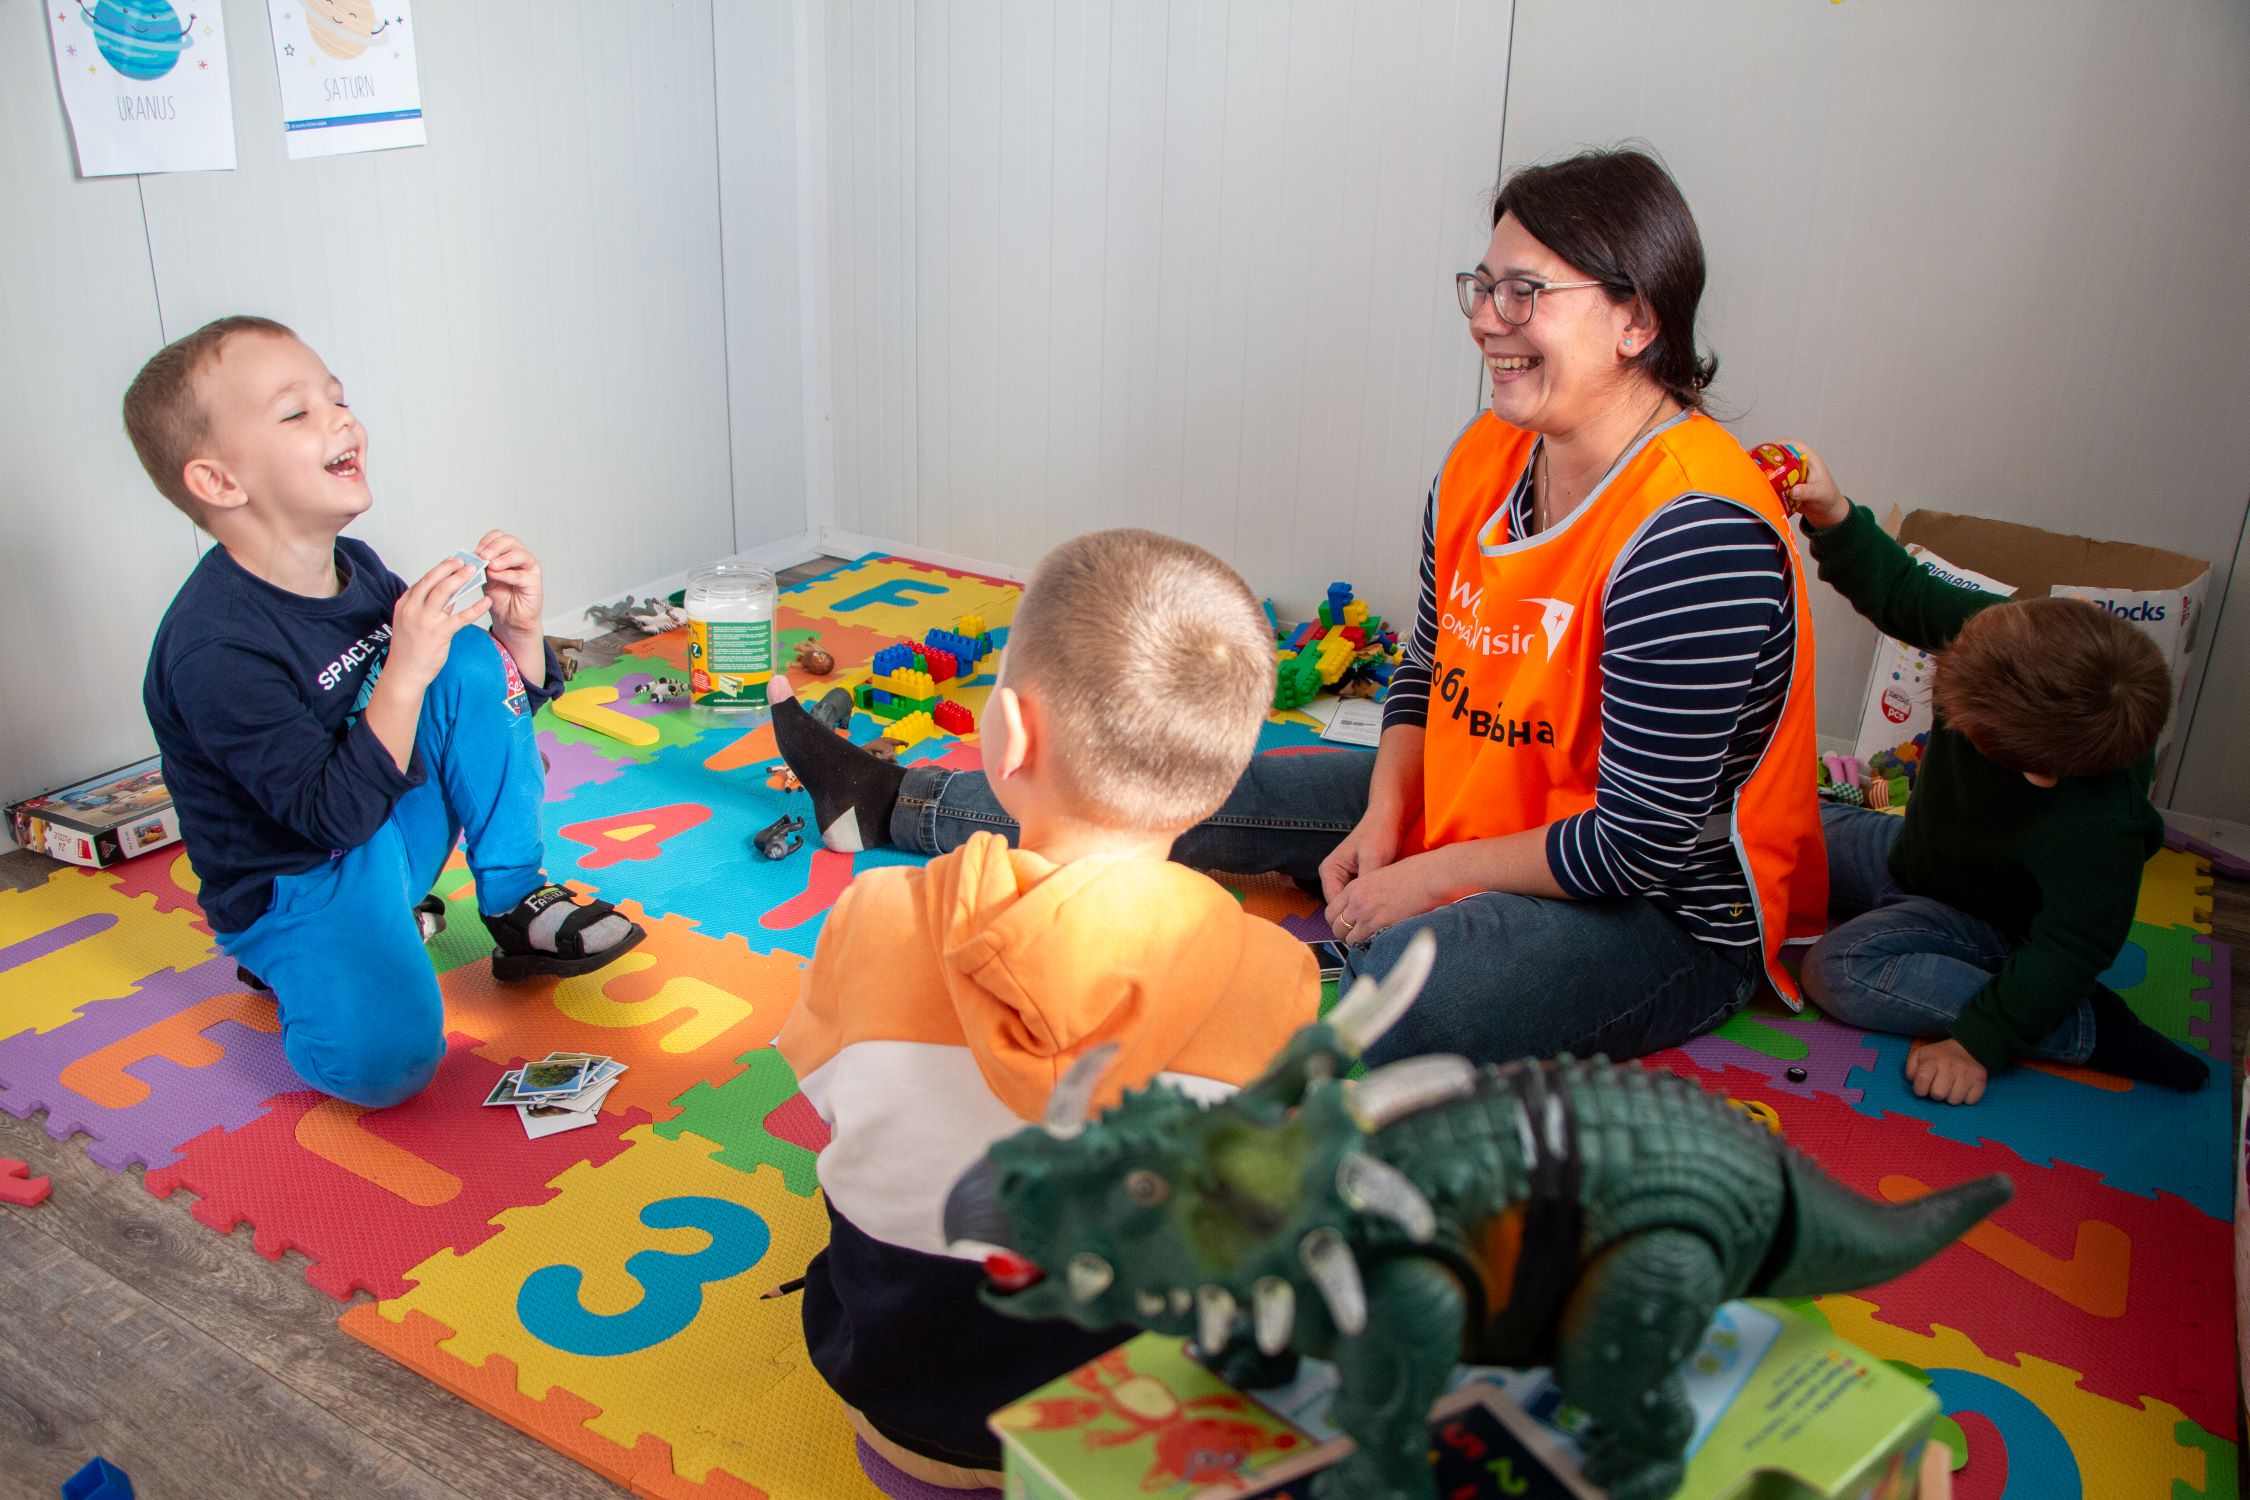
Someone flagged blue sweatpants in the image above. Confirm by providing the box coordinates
[219,630,548,1108]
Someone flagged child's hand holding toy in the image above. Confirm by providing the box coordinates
[1906,1036,1989,1106]
[1776,443,1851,531]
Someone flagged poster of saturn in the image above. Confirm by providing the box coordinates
[45,0,239,176]
[263,0,425,160]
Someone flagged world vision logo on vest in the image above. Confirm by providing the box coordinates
[1440,574,1576,661]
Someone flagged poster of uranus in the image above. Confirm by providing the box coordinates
[263,0,425,159]
[45,0,239,176]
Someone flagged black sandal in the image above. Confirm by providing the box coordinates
[482,884,646,982]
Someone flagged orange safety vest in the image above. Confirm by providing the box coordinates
[1419,410,1828,1004]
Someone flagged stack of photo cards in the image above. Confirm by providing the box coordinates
[482,1052,627,1138]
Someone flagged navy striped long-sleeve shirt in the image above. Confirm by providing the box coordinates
[1382,450,1795,947]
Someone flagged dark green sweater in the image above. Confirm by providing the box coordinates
[1805,504,2164,1070]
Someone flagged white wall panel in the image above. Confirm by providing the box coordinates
[134,0,736,627]
[1501,0,2250,815]
[820,0,1511,619]
[715,0,812,555]
[0,2,192,812]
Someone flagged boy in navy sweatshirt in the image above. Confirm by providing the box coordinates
[131,315,644,1107]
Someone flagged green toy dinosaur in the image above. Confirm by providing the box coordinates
[945,933,2011,1500]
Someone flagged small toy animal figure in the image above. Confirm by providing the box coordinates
[861,735,906,763]
[627,598,689,634]
[582,597,641,634]
[808,686,855,733]
[752,814,805,860]
[640,676,689,704]
[545,636,587,681]
[794,638,837,676]
[945,933,2011,1500]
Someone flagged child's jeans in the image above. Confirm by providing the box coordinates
[1802,804,2094,1062]
[219,631,547,1107]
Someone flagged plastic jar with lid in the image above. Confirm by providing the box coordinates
[684,562,777,726]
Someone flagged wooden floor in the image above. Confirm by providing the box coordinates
[2,610,2245,1494]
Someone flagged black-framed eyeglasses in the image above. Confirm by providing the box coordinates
[1456,272,1607,326]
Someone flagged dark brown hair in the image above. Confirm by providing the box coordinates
[1493,149,1716,409]
[122,314,297,527]
[1935,597,2172,779]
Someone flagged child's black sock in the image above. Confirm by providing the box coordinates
[771,694,904,853]
[2085,984,2209,1091]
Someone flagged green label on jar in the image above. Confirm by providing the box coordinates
[688,618,772,710]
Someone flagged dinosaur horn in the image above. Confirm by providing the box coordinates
[1324,930,1438,1056]
[1043,1042,1122,1139]
[1299,1227,1368,1336]
[1066,1253,1114,1303]
[1253,1276,1296,1355]
[1346,1054,1478,1131]
[1335,1153,1437,1243]
[1195,1284,1237,1354]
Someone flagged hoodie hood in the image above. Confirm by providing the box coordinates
[927,832,1267,1121]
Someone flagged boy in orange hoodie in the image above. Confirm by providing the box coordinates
[773,529,1319,1486]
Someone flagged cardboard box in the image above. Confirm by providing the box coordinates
[1850,511,2211,798]
[7,756,181,869]
[994,1301,1938,1499]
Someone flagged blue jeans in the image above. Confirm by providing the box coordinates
[220,631,548,1107]
[893,752,1760,1066]
[1801,804,2093,1062]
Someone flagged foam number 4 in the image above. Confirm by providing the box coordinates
[517,1196,771,1357]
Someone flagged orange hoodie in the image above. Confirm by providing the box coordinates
[777,831,1317,1256]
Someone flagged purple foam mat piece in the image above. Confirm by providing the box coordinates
[607,671,696,724]
[1677,1011,1880,1105]
[854,1437,1000,1499]
[2190,937,2232,1057]
[0,954,297,1172]
[2165,823,2250,880]
[1279,912,1335,943]
[538,729,633,804]
[0,912,120,973]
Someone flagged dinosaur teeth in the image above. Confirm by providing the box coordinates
[1253,1277,1295,1354]
[1136,1290,1167,1319]
[1044,1043,1121,1139]
[1300,1227,1368,1336]
[1326,929,1437,1056]
[1170,1287,1194,1317]
[1066,1253,1114,1302]
[1196,1284,1237,1354]
[1347,1054,1479,1131]
[1336,1153,1437,1243]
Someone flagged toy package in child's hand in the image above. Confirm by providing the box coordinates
[447,549,488,614]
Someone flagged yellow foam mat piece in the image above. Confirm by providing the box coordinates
[553,686,661,748]
[0,871,215,1036]
[363,1126,882,1497]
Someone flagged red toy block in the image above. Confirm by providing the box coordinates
[1341,626,1368,647]
[922,647,959,684]
[0,1157,52,1207]
[933,699,975,735]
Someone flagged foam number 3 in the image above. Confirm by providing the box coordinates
[517,1196,771,1356]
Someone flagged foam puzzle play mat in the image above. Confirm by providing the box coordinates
[0,553,2236,1498]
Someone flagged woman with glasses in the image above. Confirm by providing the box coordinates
[771,148,1825,1071]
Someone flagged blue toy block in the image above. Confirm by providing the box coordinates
[923,627,979,665]
[62,1458,134,1500]
[872,643,918,676]
[1261,598,1281,632]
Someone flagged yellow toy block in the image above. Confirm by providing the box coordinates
[1314,630,1355,685]
[887,710,941,748]
[955,613,986,638]
[552,686,659,748]
[1343,599,1369,627]
[877,668,936,701]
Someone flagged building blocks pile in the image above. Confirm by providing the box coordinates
[852,618,1004,742]
[1271,581,1402,711]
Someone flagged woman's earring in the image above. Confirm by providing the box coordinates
[1623,337,1635,350]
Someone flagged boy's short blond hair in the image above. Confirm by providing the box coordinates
[122,314,296,528]
[1004,529,1275,831]
[1935,596,2172,779]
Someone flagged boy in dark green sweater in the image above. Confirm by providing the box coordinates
[1787,449,2206,1105]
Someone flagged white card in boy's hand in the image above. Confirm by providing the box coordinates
[447,549,488,615]
[1320,697,1383,747]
